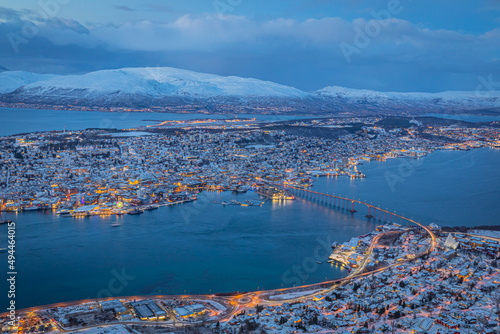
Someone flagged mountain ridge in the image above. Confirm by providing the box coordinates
[0,67,499,115]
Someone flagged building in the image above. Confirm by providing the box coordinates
[131,300,166,321]
[173,304,207,319]
[99,300,128,315]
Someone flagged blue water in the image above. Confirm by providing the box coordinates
[425,113,500,122]
[312,148,500,227]
[0,192,363,310]
[1,148,499,310]
[0,107,312,136]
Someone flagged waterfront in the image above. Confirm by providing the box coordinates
[1,148,499,310]
[0,107,309,136]
[2,108,500,137]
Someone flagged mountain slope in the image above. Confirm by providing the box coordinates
[13,67,308,99]
[0,71,60,94]
[314,86,500,113]
[0,67,499,114]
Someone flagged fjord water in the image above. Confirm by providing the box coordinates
[0,107,307,136]
[1,148,499,310]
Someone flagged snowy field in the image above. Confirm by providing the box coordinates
[471,229,500,239]
[76,324,135,334]
[99,132,153,137]
[269,289,323,300]
[201,300,226,311]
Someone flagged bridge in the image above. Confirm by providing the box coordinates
[280,184,436,251]
[1,185,438,324]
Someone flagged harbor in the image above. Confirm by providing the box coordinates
[1,148,499,311]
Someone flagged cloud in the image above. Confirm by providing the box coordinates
[0,6,499,92]
[146,3,173,12]
[113,5,136,12]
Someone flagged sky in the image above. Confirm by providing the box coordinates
[0,0,499,92]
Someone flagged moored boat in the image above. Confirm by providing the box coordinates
[128,209,144,215]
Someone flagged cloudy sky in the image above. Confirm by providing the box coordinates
[0,0,499,92]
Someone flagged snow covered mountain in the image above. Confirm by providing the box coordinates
[313,86,500,113]
[0,67,499,114]
[0,71,59,94]
[3,67,307,101]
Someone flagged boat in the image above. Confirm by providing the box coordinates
[316,261,322,264]
[230,200,240,205]
[56,209,71,215]
[128,209,144,215]
[221,201,230,206]
[233,185,249,194]
[240,203,249,207]
[144,205,159,211]
[23,206,40,211]
[110,223,121,227]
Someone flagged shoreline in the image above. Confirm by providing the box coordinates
[1,193,437,317]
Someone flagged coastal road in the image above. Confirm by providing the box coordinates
[2,226,436,328]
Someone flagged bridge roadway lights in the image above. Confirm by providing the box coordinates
[286,187,426,230]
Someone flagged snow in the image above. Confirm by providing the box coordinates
[19,66,309,98]
[469,230,500,239]
[200,299,226,311]
[315,85,500,99]
[73,324,134,334]
[269,289,323,300]
[0,71,59,93]
[3,66,500,111]
[314,85,500,112]
[98,132,154,137]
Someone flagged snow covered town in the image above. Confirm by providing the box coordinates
[0,116,499,216]
[2,225,500,334]
[1,116,500,334]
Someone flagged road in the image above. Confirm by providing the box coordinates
[1,192,438,332]
[2,224,437,329]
